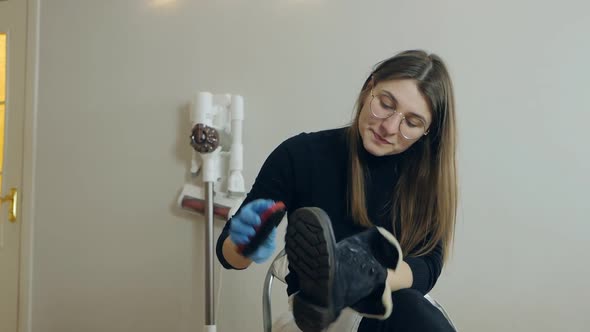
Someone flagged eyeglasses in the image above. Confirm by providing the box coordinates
[369,89,429,140]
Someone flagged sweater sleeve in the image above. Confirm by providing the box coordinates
[404,240,444,295]
[216,137,297,269]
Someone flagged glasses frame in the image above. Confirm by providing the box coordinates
[369,88,430,140]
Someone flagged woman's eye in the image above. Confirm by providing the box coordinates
[380,101,395,110]
[405,118,422,128]
[379,96,396,109]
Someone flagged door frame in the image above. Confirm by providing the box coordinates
[19,0,39,331]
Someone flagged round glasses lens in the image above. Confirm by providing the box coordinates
[400,120,426,139]
[371,95,394,118]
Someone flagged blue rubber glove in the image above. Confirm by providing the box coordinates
[249,228,277,264]
[229,199,277,263]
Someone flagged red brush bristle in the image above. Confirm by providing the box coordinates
[260,201,286,222]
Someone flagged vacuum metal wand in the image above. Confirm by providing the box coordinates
[205,181,215,326]
[190,121,221,332]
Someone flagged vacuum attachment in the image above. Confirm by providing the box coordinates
[180,196,232,220]
[237,201,287,257]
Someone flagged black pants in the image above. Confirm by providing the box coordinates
[357,289,456,332]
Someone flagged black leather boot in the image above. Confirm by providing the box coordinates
[285,207,402,332]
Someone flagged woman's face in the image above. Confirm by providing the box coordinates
[358,79,432,156]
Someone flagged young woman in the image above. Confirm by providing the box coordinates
[217,49,457,331]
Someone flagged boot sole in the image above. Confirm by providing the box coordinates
[285,207,337,332]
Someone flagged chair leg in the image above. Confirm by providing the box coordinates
[263,272,275,332]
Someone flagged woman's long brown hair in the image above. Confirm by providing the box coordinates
[347,50,457,260]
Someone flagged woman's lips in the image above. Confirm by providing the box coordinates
[372,130,391,144]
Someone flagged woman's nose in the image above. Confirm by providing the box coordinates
[380,112,403,135]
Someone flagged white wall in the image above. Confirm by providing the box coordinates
[31,0,590,331]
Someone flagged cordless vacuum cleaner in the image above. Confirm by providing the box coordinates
[178,92,247,332]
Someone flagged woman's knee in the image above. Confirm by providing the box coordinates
[387,289,455,331]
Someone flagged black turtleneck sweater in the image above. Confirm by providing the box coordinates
[216,127,443,295]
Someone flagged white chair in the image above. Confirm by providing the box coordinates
[263,249,458,331]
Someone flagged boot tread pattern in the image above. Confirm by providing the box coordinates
[286,207,337,331]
